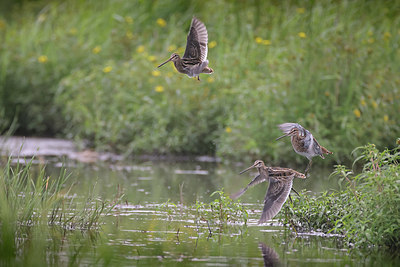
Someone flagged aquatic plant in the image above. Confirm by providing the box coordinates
[282,142,400,251]
[195,190,248,226]
[0,157,121,262]
[158,189,248,236]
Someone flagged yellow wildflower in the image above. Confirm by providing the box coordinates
[255,37,263,44]
[296,7,305,14]
[209,41,217,49]
[207,77,215,83]
[360,99,366,106]
[92,46,101,54]
[38,55,48,63]
[325,91,330,97]
[225,127,232,133]
[371,100,378,109]
[353,109,361,118]
[69,28,77,35]
[177,46,185,54]
[383,115,389,122]
[155,85,164,92]
[136,45,145,53]
[125,16,133,24]
[383,32,391,41]
[262,39,271,45]
[367,30,373,37]
[148,55,156,62]
[103,66,112,73]
[0,19,6,30]
[38,14,46,22]
[126,31,134,39]
[152,70,161,77]
[168,45,177,52]
[367,38,375,44]
[156,18,167,27]
[298,32,306,38]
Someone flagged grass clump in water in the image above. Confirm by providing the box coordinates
[194,190,248,226]
[282,141,400,251]
[159,190,248,235]
[0,157,119,263]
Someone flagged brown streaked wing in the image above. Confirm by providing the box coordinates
[231,173,268,200]
[183,17,208,62]
[259,177,293,223]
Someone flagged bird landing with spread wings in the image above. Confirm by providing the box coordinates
[231,160,306,224]
[158,17,213,80]
[276,123,332,175]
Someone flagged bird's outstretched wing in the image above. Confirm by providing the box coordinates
[183,17,208,62]
[278,123,306,136]
[259,177,293,223]
[231,174,268,200]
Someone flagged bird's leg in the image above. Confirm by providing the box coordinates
[289,188,300,205]
[291,187,300,197]
[304,159,312,176]
[197,76,200,81]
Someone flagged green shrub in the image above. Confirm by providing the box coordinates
[282,142,400,251]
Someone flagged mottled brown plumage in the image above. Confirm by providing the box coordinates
[276,123,332,174]
[231,160,306,224]
[158,17,213,80]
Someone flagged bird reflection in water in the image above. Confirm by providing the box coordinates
[259,242,280,267]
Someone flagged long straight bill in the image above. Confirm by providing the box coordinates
[157,57,172,68]
[239,164,256,174]
[275,133,290,141]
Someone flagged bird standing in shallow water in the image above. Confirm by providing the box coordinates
[158,17,213,80]
[276,123,332,175]
[231,160,306,224]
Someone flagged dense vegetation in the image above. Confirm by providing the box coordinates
[0,0,399,163]
[281,142,400,251]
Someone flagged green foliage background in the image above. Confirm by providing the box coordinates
[0,0,399,163]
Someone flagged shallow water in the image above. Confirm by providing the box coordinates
[0,135,397,266]
[36,158,396,266]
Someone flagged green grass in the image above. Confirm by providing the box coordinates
[0,157,120,264]
[280,142,400,251]
[0,0,399,163]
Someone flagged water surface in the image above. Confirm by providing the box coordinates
[38,158,396,266]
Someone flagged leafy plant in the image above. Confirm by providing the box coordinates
[281,142,400,251]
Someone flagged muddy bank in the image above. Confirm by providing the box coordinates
[0,137,220,163]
